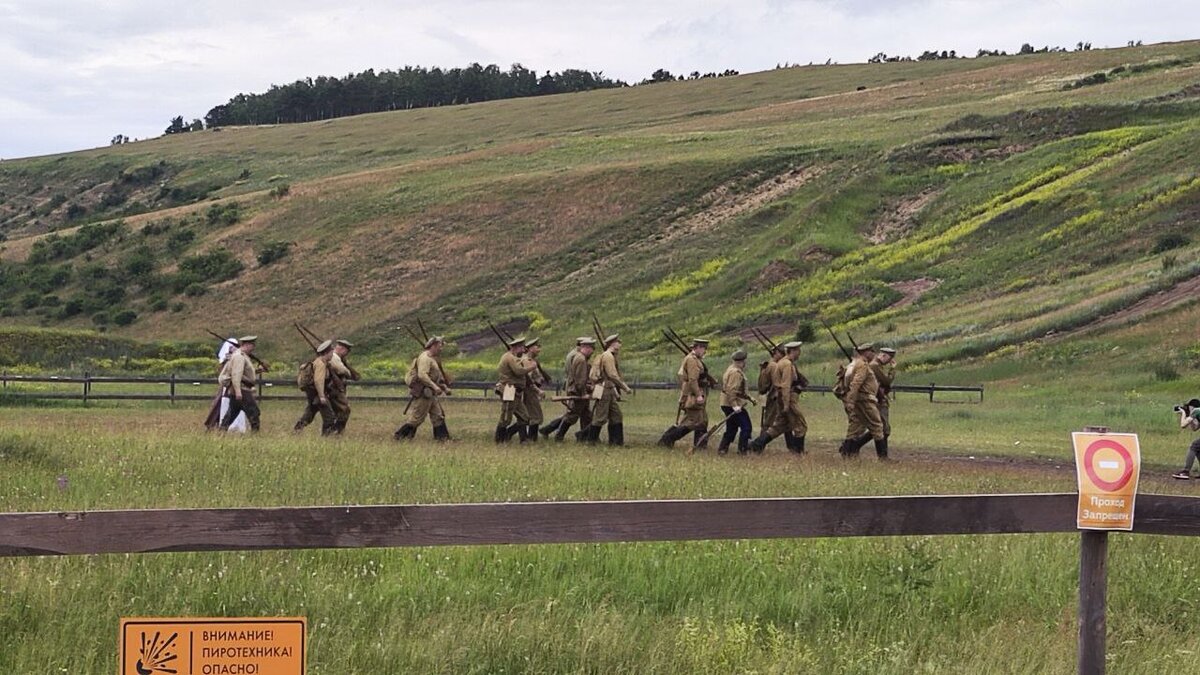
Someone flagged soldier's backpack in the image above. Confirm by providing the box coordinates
[297,360,315,390]
[403,357,419,387]
[832,363,849,400]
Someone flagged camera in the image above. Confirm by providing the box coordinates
[1176,405,1187,413]
[1176,399,1200,413]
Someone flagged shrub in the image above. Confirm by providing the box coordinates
[170,302,186,313]
[178,248,243,283]
[1163,254,1179,271]
[184,283,207,297]
[91,311,110,326]
[269,183,291,198]
[112,309,138,326]
[165,228,196,256]
[204,202,240,227]
[256,241,292,266]
[794,320,816,343]
[121,246,157,280]
[1154,363,1181,382]
[1153,233,1188,253]
[58,298,84,318]
[148,295,169,312]
[19,292,40,310]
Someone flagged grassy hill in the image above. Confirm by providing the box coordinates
[1,41,1198,384]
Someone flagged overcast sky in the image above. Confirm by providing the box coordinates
[1,0,1195,159]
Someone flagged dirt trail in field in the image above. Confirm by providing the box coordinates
[1046,272,1200,342]
[564,165,825,283]
[888,278,942,310]
[867,189,941,244]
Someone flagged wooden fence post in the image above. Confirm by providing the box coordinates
[1078,530,1108,674]
[82,372,90,405]
[170,373,177,405]
[929,382,935,403]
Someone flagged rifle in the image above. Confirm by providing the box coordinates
[666,325,719,391]
[416,318,431,344]
[821,319,853,362]
[661,329,689,355]
[592,313,607,347]
[294,323,320,353]
[696,409,742,448]
[206,329,270,372]
[487,320,511,348]
[846,332,860,353]
[752,327,778,354]
[297,323,324,346]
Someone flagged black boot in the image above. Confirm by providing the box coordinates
[692,429,709,451]
[717,438,731,455]
[554,420,573,442]
[540,418,562,438]
[657,425,688,448]
[608,423,623,446]
[838,439,856,457]
[526,424,539,443]
[737,434,750,455]
[393,423,415,441]
[793,435,806,455]
[581,425,601,444]
[874,436,889,459]
[495,424,509,444]
[854,434,873,453]
[433,423,450,442]
[748,432,771,454]
[511,424,529,443]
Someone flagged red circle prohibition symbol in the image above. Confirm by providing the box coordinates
[1083,439,1134,491]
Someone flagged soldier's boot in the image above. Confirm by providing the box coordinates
[433,424,450,442]
[748,432,773,454]
[657,426,689,448]
[526,425,539,443]
[691,429,709,451]
[554,420,574,442]
[783,431,797,453]
[737,434,751,455]
[793,435,806,456]
[854,434,873,453]
[838,438,857,458]
[393,423,415,441]
[540,418,562,438]
[717,437,731,455]
[507,424,527,443]
[874,436,889,460]
[494,424,509,444]
[608,423,624,447]
[293,419,308,432]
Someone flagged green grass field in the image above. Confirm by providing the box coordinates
[4,386,1200,673]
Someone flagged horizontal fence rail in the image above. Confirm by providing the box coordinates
[0,372,984,404]
[2,493,1196,558]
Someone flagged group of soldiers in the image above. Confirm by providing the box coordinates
[206,330,898,459]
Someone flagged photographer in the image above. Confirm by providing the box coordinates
[1172,398,1200,479]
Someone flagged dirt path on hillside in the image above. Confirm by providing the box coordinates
[868,189,941,244]
[1046,272,1200,342]
[888,278,942,310]
[564,165,826,283]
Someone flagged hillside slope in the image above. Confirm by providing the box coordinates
[0,41,1198,380]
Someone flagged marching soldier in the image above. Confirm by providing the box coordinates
[838,343,888,459]
[584,334,631,445]
[748,341,807,453]
[522,337,548,443]
[326,338,362,434]
[495,336,536,443]
[294,340,337,435]
[395,336,452,441]
[718,350,753,455]
[658,338,710,451]
[218,335,262,432]
[540,337,596,441]
[871,347,897,441]
[755,345,782,453]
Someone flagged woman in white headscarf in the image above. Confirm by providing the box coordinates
[204,338,249,432]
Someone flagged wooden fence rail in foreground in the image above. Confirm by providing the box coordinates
[0,372,985,404]
[7,492,1176,673]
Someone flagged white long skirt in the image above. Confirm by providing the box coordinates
[219,396,249,433]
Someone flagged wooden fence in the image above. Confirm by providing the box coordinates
[0,372,984,404]
[2,492,1197,673]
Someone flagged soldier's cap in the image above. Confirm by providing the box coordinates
[691,338,710,347]
[731,349,748,361]
[424,336,444,349]
[604,333,620,346]
[782,340,803,350]
[576,337,597,346]
[525,337,541,348]
[316,339,334,353]
[880,347,897,355]
[336,339,354,348]
[238,335,258,344]
[856,342,875,352]
[507,336,527,348]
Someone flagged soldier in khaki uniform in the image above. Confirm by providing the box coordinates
[748,341,807,454]
[496,336,536,443]
[658,338,711,450]
[871,347,897,440]
[540,337,596,441]
[521,337,549,443]
[584,334,631,445]
[294,340,337,434]
[755,346,783,452]
[395,336,452,441]
[718,350,753,455]
[838,343,888,459]
[326,339,361,435]
[218,335,262,432]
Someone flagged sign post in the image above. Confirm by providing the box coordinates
[1072,429,1140,675]
[119,617,306,675]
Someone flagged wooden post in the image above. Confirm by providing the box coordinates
[979,384,984,403]
[169,373,177,405]
[82,372,90,405]
[929,382,935,403]
[1078,530,1108,674]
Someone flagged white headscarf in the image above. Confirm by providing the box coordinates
[217,338,239,364]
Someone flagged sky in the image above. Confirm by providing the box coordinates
[1,0,1196,159]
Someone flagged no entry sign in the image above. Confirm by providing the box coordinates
[1073,432,1140,530]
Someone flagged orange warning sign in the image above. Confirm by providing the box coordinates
[119,617,305,675]
[1073,432,1140,530]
